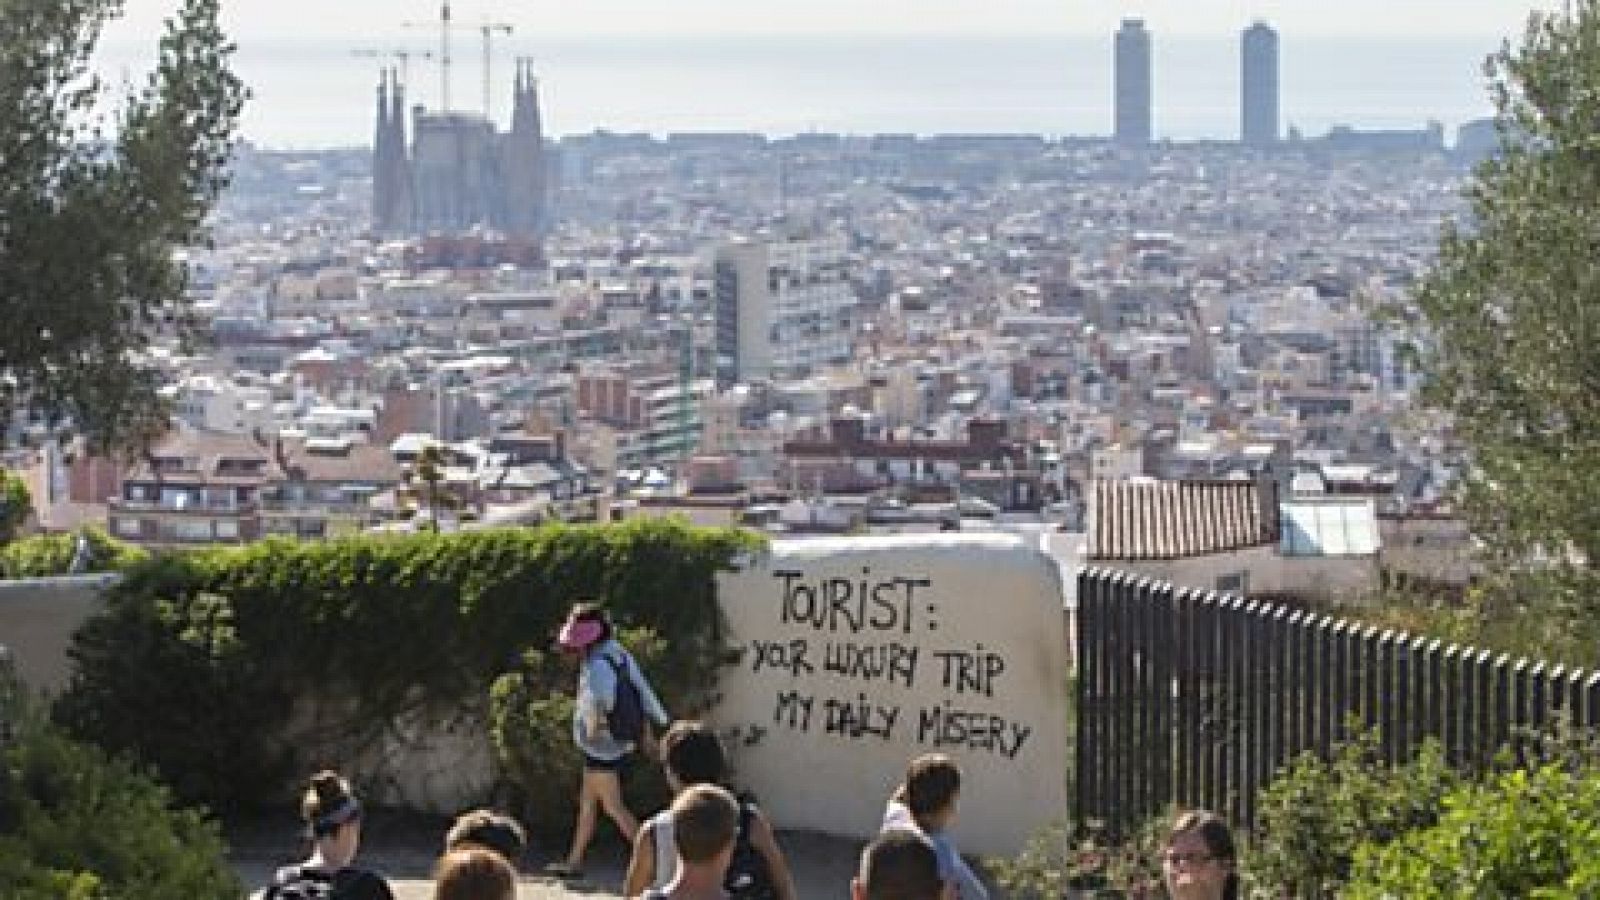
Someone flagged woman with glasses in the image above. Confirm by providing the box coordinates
[1160,810,1238,900]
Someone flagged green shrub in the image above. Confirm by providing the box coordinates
[0,660,240,899]
[990,817,1168,899]
[1250,731,1460,897]
[55,520,760,815]
[1346,764,1600,898]
[0,466,30,543]
[0,527,146,578]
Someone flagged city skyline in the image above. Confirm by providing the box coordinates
[107,1,1553,40]
[93,4,1555,148]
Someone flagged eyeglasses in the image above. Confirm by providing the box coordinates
[1162,852,1216,867]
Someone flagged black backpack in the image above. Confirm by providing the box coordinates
[263,866,339,900]
[724,795,777,900]
[604,653,646,743]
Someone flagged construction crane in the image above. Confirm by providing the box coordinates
[401,2,454,113]
[476,22,514,120]
[351,47,434,88]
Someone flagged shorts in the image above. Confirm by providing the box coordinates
[583,752,631,774]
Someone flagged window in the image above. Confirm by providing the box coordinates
[168,520,212,542]
[113,518,143,539]
[214,520,239,540]
[1216,572,1249,595]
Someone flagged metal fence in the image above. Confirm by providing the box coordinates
[1075,568,1600,833]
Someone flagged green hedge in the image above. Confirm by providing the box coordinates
[0,527,146,579]
[0,660,240,899]
[54,520,761,822]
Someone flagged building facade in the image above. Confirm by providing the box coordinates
[1241,22,1280,148]
[1114,19,1153,146]
[714,233,857,386]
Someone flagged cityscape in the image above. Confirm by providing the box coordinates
[12,10,1493,601]
[10,2,1600,897]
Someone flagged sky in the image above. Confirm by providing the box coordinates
[108,1,1557,42]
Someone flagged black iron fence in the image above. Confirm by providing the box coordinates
[1075,568,1600,833]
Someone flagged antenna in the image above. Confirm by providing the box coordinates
[401,2,454,113]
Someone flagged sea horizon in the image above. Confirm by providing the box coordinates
[97,33,1509,151]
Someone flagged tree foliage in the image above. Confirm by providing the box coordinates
[1413,2,1600,651]
[0,656,240,899]
[0,467,30,542]
[0,0,244,453]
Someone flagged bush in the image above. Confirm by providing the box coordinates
[0,527,146,578]
[990,817,1168,899]
[1250,731,1460,897]
[55,520,760,815]
[1346,763,1600,898]
[0,467,30,543]
[0,659,240,899]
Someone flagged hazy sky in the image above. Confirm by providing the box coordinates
[109,1,1557,42]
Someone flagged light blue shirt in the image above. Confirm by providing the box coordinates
[882,801,990,900]
[573,639,669,761]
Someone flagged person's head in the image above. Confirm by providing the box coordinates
[851,828,944,900]
[661,720,728,792]
[1162,810,1239,900]
[557,602,612,657]
[444,809,527,868]
[432,845,517,900]
[671,783,740,875]
[301,770,363,867]
[902,754,961,831]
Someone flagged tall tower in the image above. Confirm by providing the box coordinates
[1114,19,1153,146]
[1241,21,1280,148]
[504,58,548,236]
[372,69,414,236]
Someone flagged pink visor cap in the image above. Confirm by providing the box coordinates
[557,618,605,651]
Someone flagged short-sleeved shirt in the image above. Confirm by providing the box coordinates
[881,802,989,900]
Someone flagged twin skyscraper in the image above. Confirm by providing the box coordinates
[1115,19,1280,147]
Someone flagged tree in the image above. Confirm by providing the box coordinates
[1412,1,1600,655]
[0,0,244,454]
[0,468,30,543]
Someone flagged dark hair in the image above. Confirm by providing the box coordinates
[858,828,942,900]
[662,720,728,786]
[568,602,613,644]
[301,770,361,839]
[903,754,961,822]
[444,809,527,865]
[672,783,739,864]
[1167,809,1239,900]
[432,845,516,900]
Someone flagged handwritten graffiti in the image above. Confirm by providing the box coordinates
[823,641,919,689]
[916,703,1033,760]
[775,568,934,635]
[753,565,1041,762]
[932,646,1006,698]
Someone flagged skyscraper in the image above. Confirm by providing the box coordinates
[1241,21,1280,148]
[1114,19,1152,146]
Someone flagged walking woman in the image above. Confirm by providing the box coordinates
[261,770,396,899]
[546,602,669,879]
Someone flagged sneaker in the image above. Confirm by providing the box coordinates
[543,861,585,880]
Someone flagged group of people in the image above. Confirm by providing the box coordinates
[258,602,1244,900]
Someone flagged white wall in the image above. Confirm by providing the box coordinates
[712,534,1071,857]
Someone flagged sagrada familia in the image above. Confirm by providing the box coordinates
[371,59,549,237]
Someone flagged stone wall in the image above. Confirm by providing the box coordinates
[711,533,1072,856]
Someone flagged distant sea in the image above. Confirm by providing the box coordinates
[97,34,1508,150]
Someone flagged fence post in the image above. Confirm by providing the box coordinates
[1441,643,1465,768]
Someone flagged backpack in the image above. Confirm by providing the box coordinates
[724,795,777,900]
[263,866,339,900]
[604,653,646,744]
